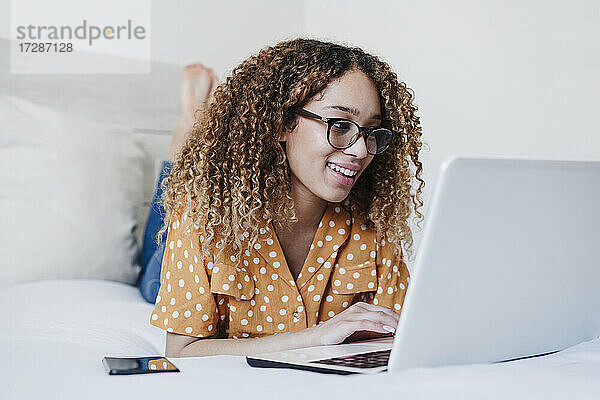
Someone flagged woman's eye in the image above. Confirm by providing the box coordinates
[332,121,352,131]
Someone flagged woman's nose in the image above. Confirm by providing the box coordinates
[343,134,370,159]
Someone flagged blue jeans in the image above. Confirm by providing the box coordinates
[137,160,172,303]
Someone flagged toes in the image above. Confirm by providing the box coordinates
[184,62,206,71]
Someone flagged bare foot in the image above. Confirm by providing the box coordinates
[167,63,219,160]
[179,63,219,128]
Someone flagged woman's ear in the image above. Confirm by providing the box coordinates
[279,128,290,142]
[279,118,298,142]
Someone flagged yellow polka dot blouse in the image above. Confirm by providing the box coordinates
[149,202,410,339]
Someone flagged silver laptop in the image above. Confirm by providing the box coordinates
[246,156,600,374]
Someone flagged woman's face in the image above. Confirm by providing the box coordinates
[282,69,382,205]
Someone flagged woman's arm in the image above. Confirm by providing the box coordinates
[166,328,320,357]
[165,301,399,357]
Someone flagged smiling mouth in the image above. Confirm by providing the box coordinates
[326,162,358,177]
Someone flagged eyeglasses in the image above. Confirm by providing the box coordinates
[294,108,396,155]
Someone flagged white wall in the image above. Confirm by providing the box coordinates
[2,0,598,260]
[148,0,306,79]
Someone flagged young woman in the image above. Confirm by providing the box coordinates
[148,38,425,358]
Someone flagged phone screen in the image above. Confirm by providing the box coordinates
[102,356,180,375]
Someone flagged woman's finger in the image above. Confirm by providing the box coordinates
[353,301,400,322]
[345,319,393,335]
[343,309,398,329]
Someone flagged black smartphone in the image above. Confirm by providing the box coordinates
[102,356,180,375]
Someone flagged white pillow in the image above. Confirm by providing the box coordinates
[0,94,144,286]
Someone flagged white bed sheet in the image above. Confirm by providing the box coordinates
[1,279,599,400]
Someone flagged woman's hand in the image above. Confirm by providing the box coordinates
[307,302,400,346]
[168,63,219,160]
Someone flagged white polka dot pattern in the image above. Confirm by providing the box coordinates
[149,203,410,339]
[149,209,223,338]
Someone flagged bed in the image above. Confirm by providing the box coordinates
[1,279,599,399]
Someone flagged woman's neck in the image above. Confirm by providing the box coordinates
[282,179,328,232]
[293,195,327,230]
[273,180,328,280]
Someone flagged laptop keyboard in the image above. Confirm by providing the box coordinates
[310,349,391,369]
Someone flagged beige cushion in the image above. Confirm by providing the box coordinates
[0,94,144,286]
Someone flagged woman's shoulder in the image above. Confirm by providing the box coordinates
[166,207,213,248]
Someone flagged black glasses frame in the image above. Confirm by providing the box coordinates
[294,108,397,155]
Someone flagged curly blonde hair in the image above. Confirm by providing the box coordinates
[158,38,425,262]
